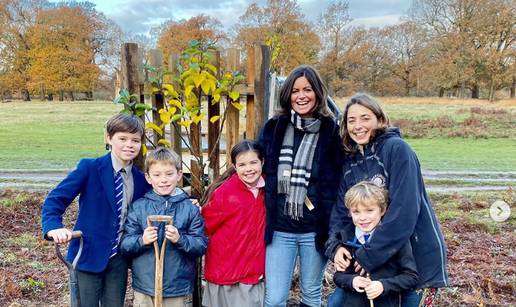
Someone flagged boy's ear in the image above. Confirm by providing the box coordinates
[144,172,152,184]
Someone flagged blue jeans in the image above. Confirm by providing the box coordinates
[328,287,422,307]
[265,231,327,307]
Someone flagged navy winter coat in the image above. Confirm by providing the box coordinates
[259,114,342,252]
[328,128,448,289]
[121,189,207,297]
[330,224,419,307]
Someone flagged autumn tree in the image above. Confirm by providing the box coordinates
[28,6,100,100]
[157,14,227,63]
[234,0,320,74]
[0,0,46,100]
[410,0,515,99]
[383,21,428,96]
[317,0,352,94]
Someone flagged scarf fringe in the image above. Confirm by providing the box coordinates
[278,179,290,194]
[284,201,304,221]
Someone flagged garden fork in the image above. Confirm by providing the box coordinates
[147,215,173,307]
[53,230,83,307]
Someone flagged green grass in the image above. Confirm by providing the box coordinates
[0,100,121,169]
[0,100,515,172]
[431,190,515,234]
[407,138,516,171]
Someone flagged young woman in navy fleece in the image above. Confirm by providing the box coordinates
[326,93,448,307]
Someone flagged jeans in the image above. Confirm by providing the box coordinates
[265,231,327,307]
[76,253,129,307]
[328,287,422,307]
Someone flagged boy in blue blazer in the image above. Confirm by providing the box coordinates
[41,112,151,307]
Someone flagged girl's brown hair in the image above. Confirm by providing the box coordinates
[200,139,264,205]
[340,93,391,153]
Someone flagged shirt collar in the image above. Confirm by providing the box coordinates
[244,176,265,190]
[111,151,133,174]
[355,227,375,245]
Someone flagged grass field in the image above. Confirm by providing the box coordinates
[0,98,515,171]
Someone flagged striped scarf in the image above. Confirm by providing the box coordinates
[277,111,321,220]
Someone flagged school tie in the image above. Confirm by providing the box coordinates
[110,170,124,258]
[364,234,370,243]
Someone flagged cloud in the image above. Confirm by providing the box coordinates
[97,0,254,35]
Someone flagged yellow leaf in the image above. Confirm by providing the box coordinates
[232,102,243,111]
[145,122,163,136]
[179,120,192,128]
[209,115,221,123]
[185,85,195,97]
[159,109,171,124]
[157,139,171,147]
[229,91,240,101]
[224,72,232,80]
[204,63,217,74]
[192,113,204,124]
[201,79,215,95]
[151,86,160,94]
[163,84,177,97]
[193,72,205,88]
[213,93,221,102]
[169,99,182,108]
[142,144,148,156]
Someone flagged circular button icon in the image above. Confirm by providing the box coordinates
[489,200,510,222]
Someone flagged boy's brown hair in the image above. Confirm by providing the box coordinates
[106,113,145,139]
[145,147,182,173]
[345,181,388,212]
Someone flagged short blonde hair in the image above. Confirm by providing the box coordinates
[145,147,181,173]
[345,181,388,212]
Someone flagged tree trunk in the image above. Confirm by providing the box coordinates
[22,89,31,101]
[471,84,480,99]
[59,90,64,101]
[405,70,410,96]
[48,93,54,101]
[439,87,445,97]
[511,76,515,98]
[489,80,495,102]
[459,81,465,99]
[69,91,75,101]
[40,85,45,101]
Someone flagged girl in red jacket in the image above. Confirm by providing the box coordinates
[201,139,266,307]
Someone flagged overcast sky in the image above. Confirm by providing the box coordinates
[87,0,412,36]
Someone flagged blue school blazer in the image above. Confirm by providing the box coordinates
[41,152,150,273]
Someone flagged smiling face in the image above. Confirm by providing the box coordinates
[349,201,385,233]
[234,150,263,188]
[107,132,142,166]
[145,161,182,196]
[290,76,317,118]
[346,104,381,150]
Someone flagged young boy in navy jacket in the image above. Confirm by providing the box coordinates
[121,147,207,306]
[326,181,419,307]
[41,113,150,307]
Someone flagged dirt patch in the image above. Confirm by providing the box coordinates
[392,107,515,138]
[0,190,514,306]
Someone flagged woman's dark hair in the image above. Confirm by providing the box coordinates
[200,139,264,205]
[277,65,334,118]
[340,92,391,153]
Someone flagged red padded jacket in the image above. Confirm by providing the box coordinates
[202,173,266,285]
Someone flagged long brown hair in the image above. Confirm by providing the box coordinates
[200,140,264,205]
[277,65,334,118]
[341,93,391,153]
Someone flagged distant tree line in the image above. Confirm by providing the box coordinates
[1,0,514,101]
